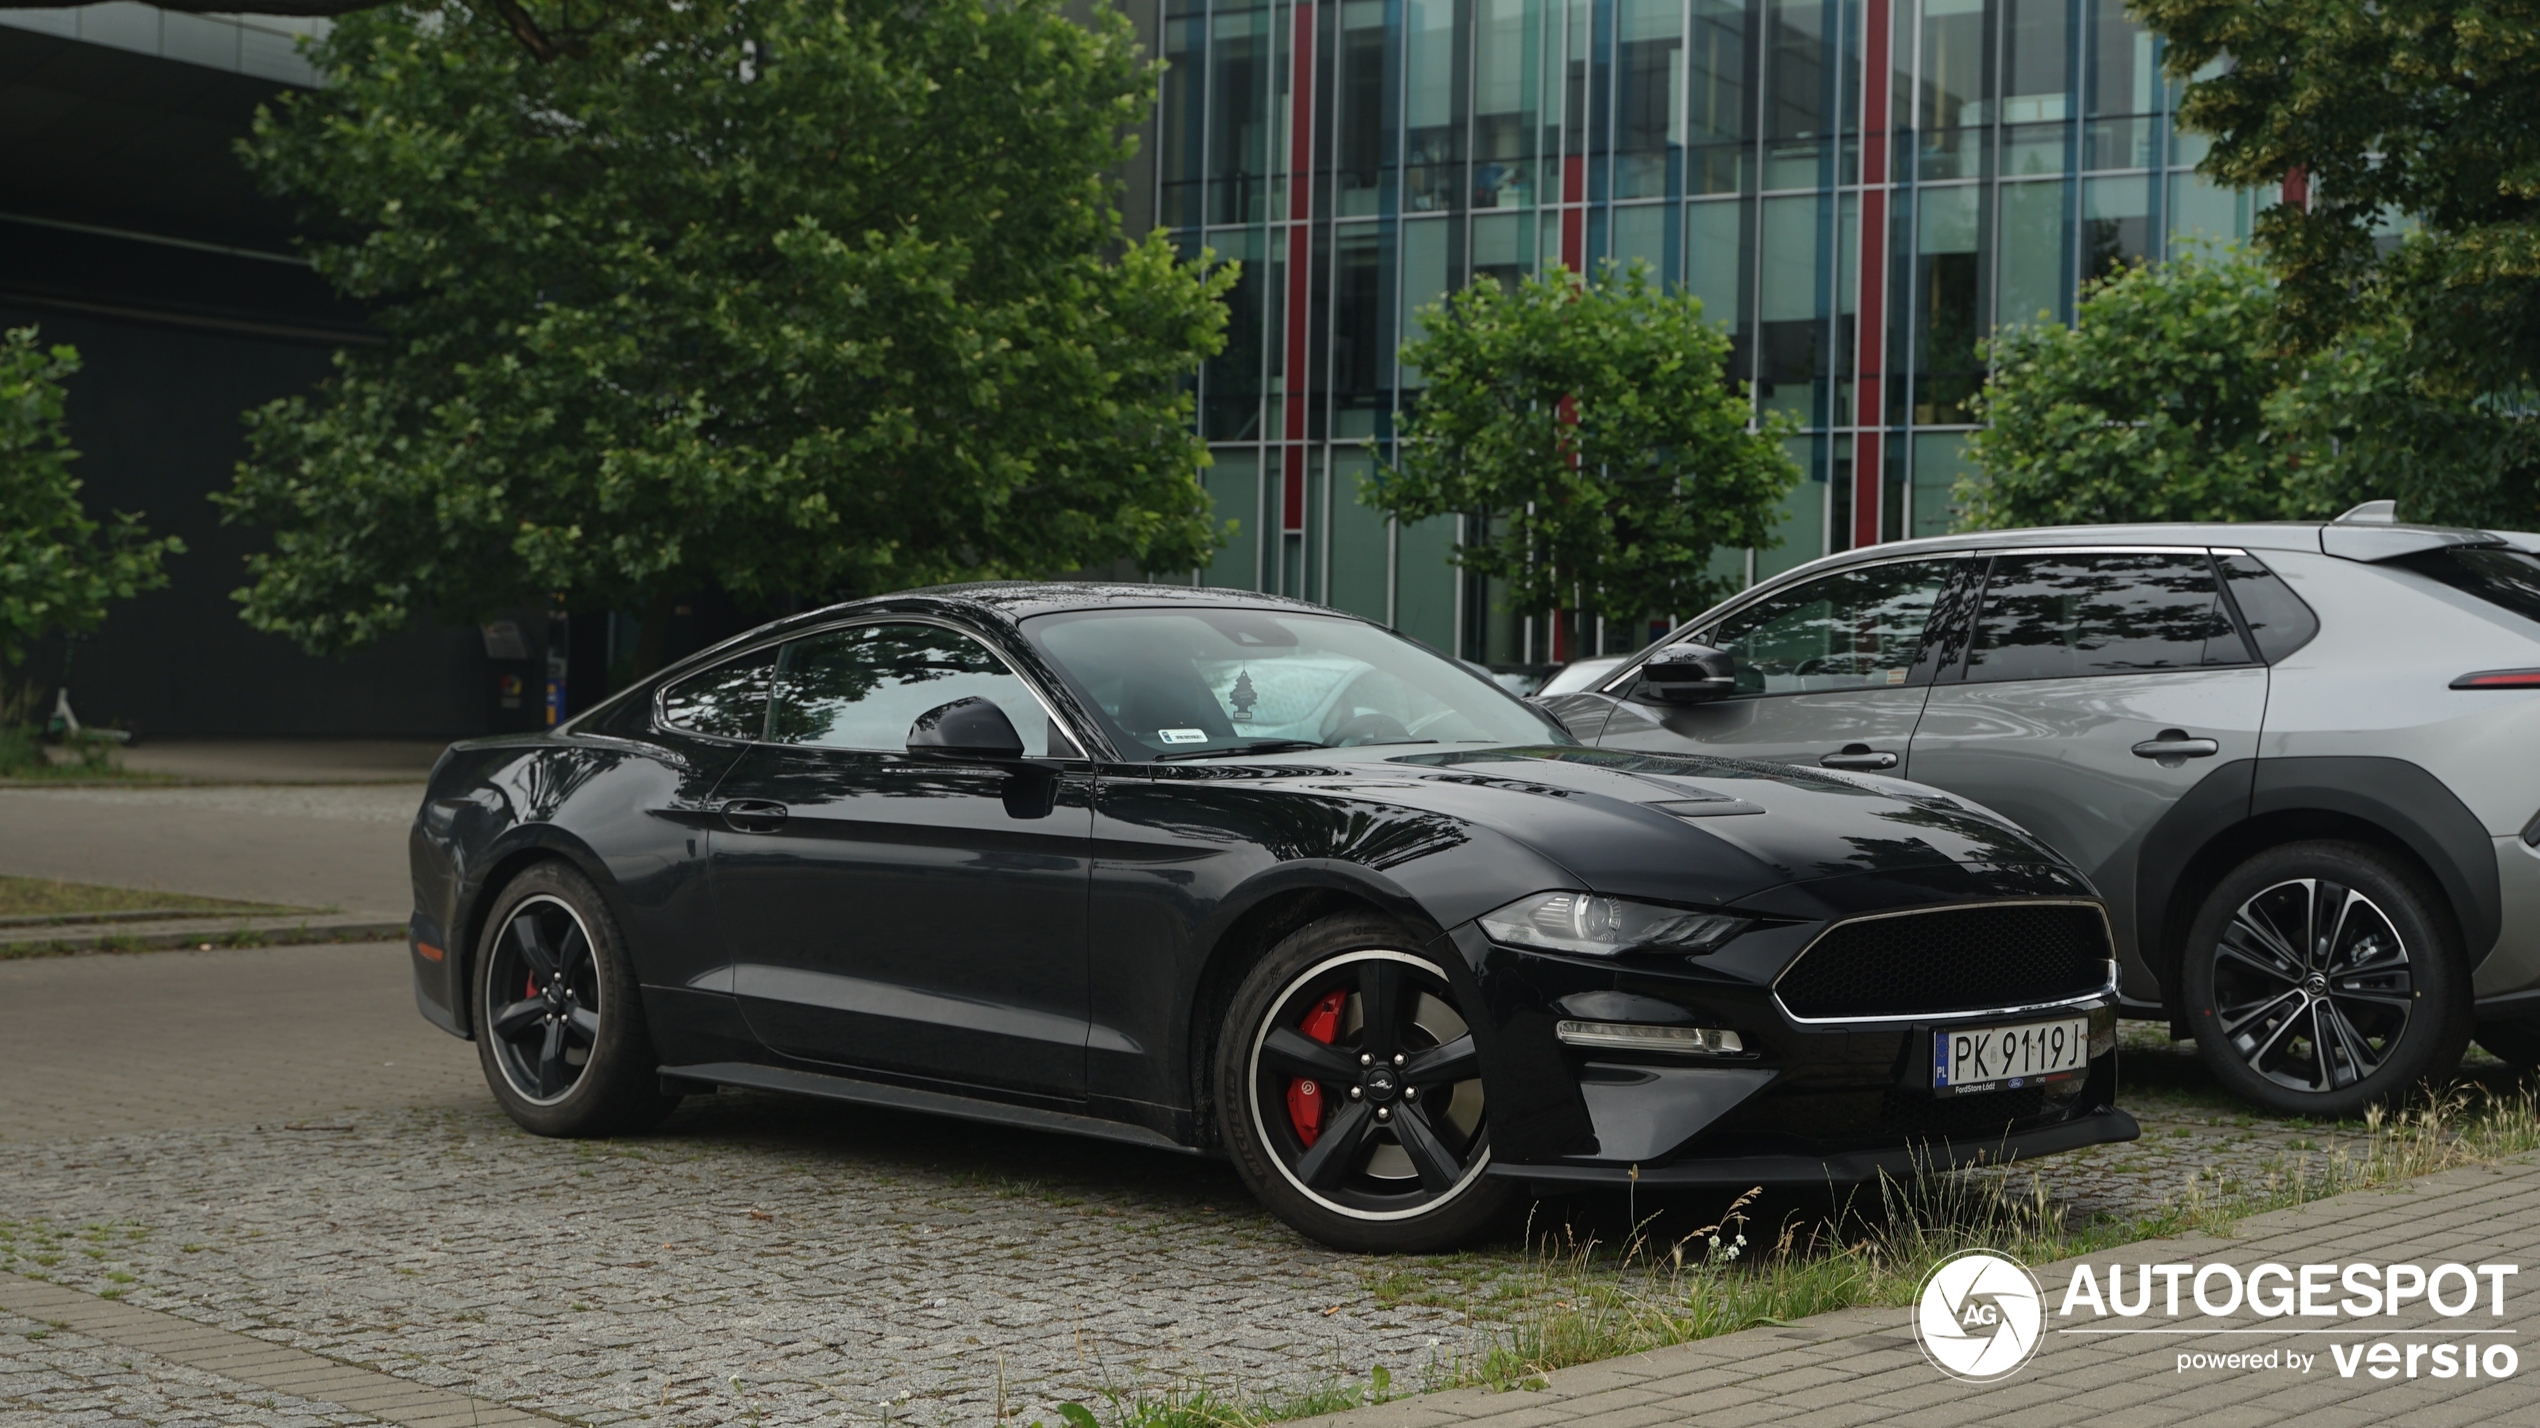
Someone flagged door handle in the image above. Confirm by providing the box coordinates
[1819,744,1899,771]
[2131,729,2220,763]
[719,798,789,833]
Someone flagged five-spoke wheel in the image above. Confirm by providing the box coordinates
[484,894,605,1104]
[2184,842,2466,1118]
[1219,914,1509,1252]
[472,862,682,1136]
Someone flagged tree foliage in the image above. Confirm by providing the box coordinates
[225,0,1233,658]
[1964,246,2537,531]
[2138,0,2540,394]
[0,328,182,671]
[1364,262,1799,647]
[1963,248,2301,528]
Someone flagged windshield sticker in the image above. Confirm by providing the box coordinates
[1159,728,1210,744]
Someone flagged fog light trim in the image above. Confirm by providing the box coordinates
[1555,1020,1744,1055]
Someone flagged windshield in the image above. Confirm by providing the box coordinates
[1020,607,1570,761]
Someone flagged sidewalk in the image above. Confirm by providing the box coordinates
[0,782,419,916]
[1318,1160,2540,1427]
[48,737,451,784]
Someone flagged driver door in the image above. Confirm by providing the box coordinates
[705,620,1097,1095]
[1597,556,1971,771]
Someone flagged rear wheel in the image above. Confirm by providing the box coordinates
[1217,913,1510,1253]
[2180,841,2468,1118]
[473,861,680,1137]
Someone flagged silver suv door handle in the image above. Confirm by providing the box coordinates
[2131,730,2220,761]
[1819,744,1899,771]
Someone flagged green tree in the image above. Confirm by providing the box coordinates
[2137,0,2540,394]
[1963,245,2535,531]
[1364,261,1799,655]
[0,328,182,672]
[1961,247,2300,529]
[224,0,1232,668]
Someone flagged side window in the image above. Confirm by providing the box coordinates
[1965,553,2248,683]
[658,646,775,739]
[1700,560,1957,696]
[766,623,1076,756]
[2218,552,2320,662]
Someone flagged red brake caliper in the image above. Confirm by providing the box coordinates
[1286,990,1348,1147]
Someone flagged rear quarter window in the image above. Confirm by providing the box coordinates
[2217,553,2320,663]
[658,646,776,739]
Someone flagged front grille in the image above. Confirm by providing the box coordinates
[1774,902,2109,1021]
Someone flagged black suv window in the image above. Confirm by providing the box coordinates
[658,646,775,739]
[1964,552,2249,682]
[1700,559,1958,696]
[2394,546,2540,629]
[2217,552,2319,662]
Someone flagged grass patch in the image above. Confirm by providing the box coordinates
[1453,1085,2540,1394]
[1050,1085,2540,1427]
[0,876,298,920]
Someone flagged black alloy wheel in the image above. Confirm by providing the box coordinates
[1219,913,1510,1252]
[472,862,682,1137]
[2183,841,2467,1118]
[485,894,603,1104]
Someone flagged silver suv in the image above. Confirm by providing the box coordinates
[1539,513,2540,1117]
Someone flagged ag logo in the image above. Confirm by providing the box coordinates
[1912,1249,2045,1382]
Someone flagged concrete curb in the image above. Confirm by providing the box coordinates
[0,916,406,958]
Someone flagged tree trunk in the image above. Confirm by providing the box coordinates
[630,588,676,681]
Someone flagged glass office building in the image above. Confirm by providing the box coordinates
[1144,0,2272,666]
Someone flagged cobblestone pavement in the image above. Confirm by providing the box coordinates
[0,942,2501,1427]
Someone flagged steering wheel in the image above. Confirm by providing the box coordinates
[1324,711,1413,747]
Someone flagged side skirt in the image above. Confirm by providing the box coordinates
[657,1059,1200,1156]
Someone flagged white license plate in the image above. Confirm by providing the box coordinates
[1932,1016,2089,1097]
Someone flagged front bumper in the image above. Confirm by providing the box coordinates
[1451,878,2131,1177]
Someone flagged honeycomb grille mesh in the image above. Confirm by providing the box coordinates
[1775,903,2108,1020]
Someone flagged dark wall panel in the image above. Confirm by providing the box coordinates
[8,300,489,738]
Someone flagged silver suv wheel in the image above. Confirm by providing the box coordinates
[2183,841,2468,1118]
[2211,878,2413,1094]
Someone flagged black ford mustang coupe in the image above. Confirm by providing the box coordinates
[408,583,2135,1251]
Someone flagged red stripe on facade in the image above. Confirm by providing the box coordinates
[1851,0,1891,550]
[1282,0,1316,535]
[1560,153,1584,270]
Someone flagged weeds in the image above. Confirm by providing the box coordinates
[1452,1083,2540,1392]
[1051,1084,2540,1428]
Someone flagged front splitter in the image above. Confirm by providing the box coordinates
[1490,1106,2140,1191]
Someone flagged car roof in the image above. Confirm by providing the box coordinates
[886,580,1342,622]
[1754,518,2526,594]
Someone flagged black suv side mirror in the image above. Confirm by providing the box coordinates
[1632,642,1737,704]
[908,697,1026,759]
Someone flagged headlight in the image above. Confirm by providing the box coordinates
[1478,891,1750,957]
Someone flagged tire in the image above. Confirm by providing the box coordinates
[2180,841,2469,1118]
[1215,912,1512,1253]
[472,861,681,1137]
[2475,1019,2540,1070]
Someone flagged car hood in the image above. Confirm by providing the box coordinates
[1177,744,2075,909]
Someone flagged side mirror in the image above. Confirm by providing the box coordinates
[1633,642,1737,704]
[908,697,1026,760]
